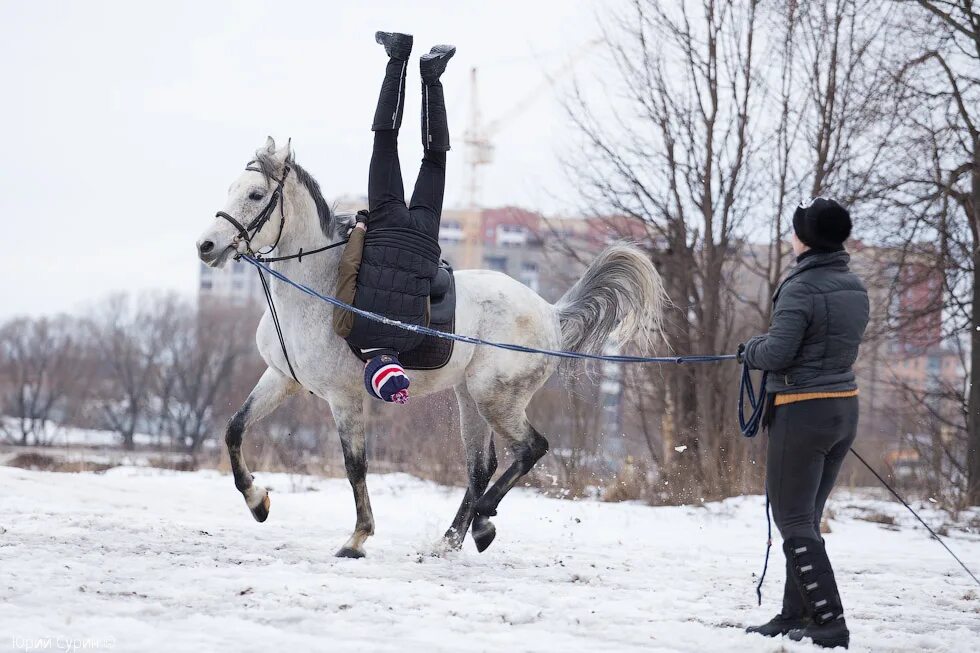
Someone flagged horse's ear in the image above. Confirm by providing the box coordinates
[285,137,294,163]
[264,136,277,153]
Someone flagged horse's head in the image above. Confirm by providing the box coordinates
[197,136,294,267]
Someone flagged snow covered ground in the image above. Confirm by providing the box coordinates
[1,466,978,652]
[1,417,218,452]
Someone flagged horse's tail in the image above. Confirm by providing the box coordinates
[555,243,668,356]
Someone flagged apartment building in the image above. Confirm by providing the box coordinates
[197,259,265,307]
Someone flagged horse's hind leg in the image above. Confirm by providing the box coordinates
[328,393,374,559]
[469,436,499,552]
[442,384,497,552]
[226,368,299,522]
[472,400,549,529]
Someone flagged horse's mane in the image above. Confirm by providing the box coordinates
[252,150,333,237]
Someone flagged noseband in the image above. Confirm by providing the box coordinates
[216,161,292,257]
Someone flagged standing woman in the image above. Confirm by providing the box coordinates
[741,198,869,649]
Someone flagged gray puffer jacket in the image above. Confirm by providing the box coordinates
[744,250,870,394]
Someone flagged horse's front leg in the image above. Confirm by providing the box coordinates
[330,395,374,558]
[226,367,299,521]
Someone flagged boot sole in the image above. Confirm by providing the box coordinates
[789,631,849,649]
[745,628,796,638]
[421,45,457,64]
[375,32,414,60]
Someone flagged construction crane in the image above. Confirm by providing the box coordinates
[462,39,601,208]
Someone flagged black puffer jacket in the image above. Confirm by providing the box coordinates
[346,227,441,354]
[744,250,870,393]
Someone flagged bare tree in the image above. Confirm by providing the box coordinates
[565,0,762,500]
[747,0,897,315]
[0,316,81,445]
[84,294,174,450]
[157,302,252,453]
[877,0,980,504]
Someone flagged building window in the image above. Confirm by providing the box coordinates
[485,255,508,272]
[519,261,539,291]
[496,224,528,247]
[439,220,464,242]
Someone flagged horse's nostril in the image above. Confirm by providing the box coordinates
[199,240,215,255]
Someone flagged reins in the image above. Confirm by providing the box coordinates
[253,238,350,263]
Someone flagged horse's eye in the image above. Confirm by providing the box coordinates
[248,191,265,201]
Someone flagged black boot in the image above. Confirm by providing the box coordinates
[789,618,850,649]
[420,44,455,84]
[746,613,808,638]
[371,32,413,131]
[784,537,850,649]
[746,556,809,637]
[375,31,413,60]
[420,45,455,152]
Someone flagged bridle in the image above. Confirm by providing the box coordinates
[216,160,350,262]
[213,159,351,385]
[216,161,291,257]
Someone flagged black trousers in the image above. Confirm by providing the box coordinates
[368,130,445,238]
[767,396,858,614]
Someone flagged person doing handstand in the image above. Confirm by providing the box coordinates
[333,31,455,405]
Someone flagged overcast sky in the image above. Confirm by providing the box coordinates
[1,0,602,318]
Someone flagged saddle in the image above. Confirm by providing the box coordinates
[347,262,456,370]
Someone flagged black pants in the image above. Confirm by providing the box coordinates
[767,396,858,614]
[368,130,445,238]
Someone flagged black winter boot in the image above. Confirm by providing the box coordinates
[419,45,455,152]
[420,44,455,84]
[788,618,850,649]
[783,537,850,649]
[746,613,808,638]
[371,32,413,131]
[375,31,413,61]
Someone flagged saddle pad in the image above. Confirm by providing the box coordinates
[347,266,456,371]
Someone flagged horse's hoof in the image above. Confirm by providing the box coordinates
[336,546,366,559]
[471,516,496,553]
[247,489,271,523]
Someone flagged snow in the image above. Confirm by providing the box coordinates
[1,418,218,451]
[0,466,978,652]
[0,418,153,448]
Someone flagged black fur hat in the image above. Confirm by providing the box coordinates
[792,197,852,252]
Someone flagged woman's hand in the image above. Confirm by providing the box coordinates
[355,221,367,232]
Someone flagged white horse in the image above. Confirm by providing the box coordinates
[196,137,666,557]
